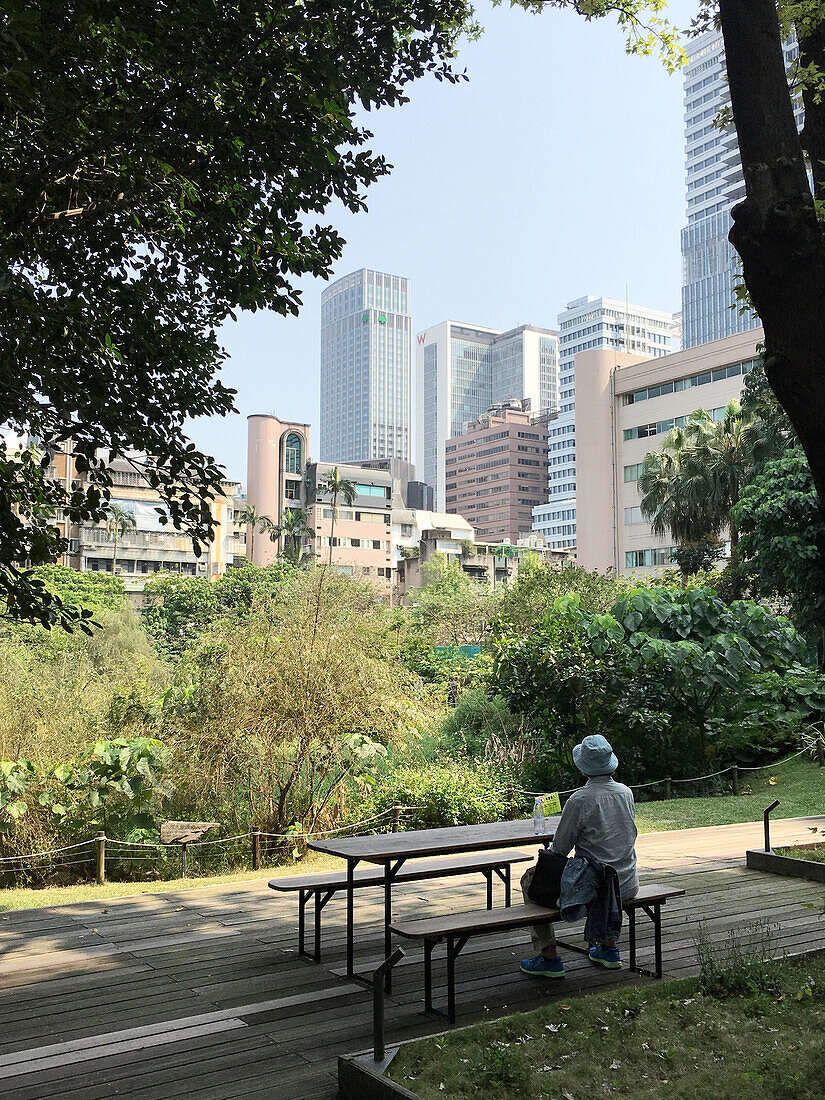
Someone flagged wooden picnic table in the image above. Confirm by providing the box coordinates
[309,817,560,991]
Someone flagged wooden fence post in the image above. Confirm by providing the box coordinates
[95,831,106,885]
[392,803,401,833]
[251,827,261,871]
[664,777,672,801]
[731,765,740,796]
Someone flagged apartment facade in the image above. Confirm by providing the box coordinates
[532,295,677,551]
[37,443,243,596]
[681,32,802,348]
[574,329,762,575]
[246,414,311,565]
[306,461,394,588]
[415,321,559,510]
[320,268,412,464]
[444,400,549,544]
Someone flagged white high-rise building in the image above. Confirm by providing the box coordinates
[532,296,677,551]
[320,268,412,463]
[415,321,559,510]
[681,31,802,348]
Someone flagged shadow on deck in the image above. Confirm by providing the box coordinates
[0,854,823,1099]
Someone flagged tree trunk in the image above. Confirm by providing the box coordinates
[719,0,825,512]
[112,531,119,573]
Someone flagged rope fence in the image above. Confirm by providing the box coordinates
[0,744,818,886]
[517,744,814,801]
[0,805,415,886]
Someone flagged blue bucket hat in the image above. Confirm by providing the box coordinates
[573,734,618,777]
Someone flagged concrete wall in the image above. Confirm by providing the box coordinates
[575,349,648,572]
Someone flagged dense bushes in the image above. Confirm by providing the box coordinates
[492,587,824,787]
[365,761,507,830]
[2,557,822,883]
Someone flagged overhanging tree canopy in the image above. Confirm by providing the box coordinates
[0,0,474,626]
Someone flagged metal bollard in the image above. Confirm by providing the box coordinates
[763,799,780,852]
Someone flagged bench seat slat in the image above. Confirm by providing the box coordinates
[390,884,686,941]
[268,850,533,892]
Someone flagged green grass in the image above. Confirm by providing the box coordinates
[0,850,345,913]
[777,842,825,865]
[389,952,825,1100]
[635,757,825,832]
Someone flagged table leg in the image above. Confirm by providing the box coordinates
[346,858,359,978]
[384,859,393,993]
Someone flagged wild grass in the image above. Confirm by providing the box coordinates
[389,949,825,1100]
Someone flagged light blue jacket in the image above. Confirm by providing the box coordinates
[551,775,639,900]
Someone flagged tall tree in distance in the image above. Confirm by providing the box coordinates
[638,401,760,566]
[269,509,313,565]
[237,504,271,564]
[0,0,476,627]
[317,469,357,568]
[105,504,137,574]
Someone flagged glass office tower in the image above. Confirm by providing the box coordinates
[532,296,676,550]
[681,31,802,348]
[320,269,412,463]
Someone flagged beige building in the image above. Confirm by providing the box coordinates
[444,400,549,544]
[575,329,763,574]
[306,461,394,587]
[37,442,243,597]
[246,414,311,565]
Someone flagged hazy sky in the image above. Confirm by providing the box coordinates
[188,0,699,483]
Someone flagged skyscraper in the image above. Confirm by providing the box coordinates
[532,295,677,550]
[320,268,411,463]
[681,31,802,348]
[415,321,559,510]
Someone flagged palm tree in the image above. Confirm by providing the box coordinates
[268,508,312,564]
[638,401,756,566]
[317,467,357,567]
[237,504,272,563]
[105,503,137,573]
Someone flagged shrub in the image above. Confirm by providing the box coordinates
[696,924,785,1000]
[492,587,825,786]
[368,761,506,830]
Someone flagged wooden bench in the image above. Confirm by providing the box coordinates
[390,882,686,1022]
[269,850,533,962]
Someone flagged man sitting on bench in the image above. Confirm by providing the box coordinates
[519,734,638,979]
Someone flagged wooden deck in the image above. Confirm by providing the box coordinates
[1,841,824,1099]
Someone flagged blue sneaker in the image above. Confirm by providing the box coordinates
[589,944,621,969]
[519,954,565,978]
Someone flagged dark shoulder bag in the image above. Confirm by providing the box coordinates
[526,849,568,909]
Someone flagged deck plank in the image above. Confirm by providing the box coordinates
[0,847,824,1099]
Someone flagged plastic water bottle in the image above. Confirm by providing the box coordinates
[533,796,546,835]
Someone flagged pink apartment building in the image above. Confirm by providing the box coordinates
[444,401,549,544]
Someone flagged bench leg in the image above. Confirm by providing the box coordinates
[628,905,636,972]
[484,869,493,911]
[298,889,308,959]
[654,903,663,979]
[446,934,470,1025]
[505,864,511,908]
[424,940,434,1014]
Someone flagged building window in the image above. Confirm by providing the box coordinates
[355,483,388,498]
[284,479,301,500]
[284,432,302,474]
